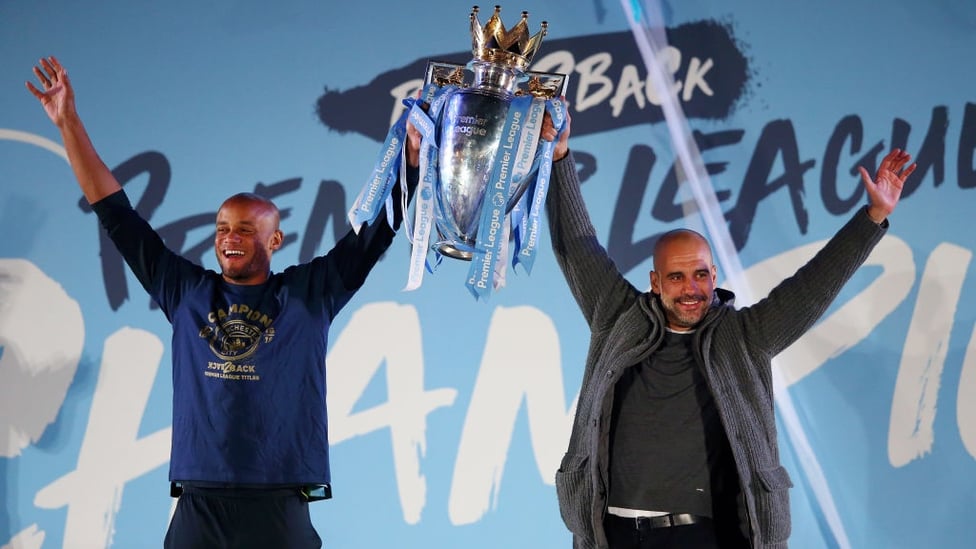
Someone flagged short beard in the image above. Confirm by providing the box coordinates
[660,292,714,328]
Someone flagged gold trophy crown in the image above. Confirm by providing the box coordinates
[470,5,548,72]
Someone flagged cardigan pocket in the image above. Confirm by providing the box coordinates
[555,453,595,544]
[754,465,794,544]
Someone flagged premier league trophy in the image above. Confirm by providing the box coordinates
[349,5,567,300]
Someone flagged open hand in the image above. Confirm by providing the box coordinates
[859,148,916,223]
[26,56,75,128]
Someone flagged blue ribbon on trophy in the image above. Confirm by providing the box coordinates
[511,98,566,277]
[349,5,567,299]
[403,88,452,290]
[348,108,406,233]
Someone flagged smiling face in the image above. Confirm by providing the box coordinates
[214,193,283,285]
[650,229,717,330]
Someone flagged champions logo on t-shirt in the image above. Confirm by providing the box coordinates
[198,305,277,377]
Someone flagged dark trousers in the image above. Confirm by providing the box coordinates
[164,485,322,549]
[604,514,720,549]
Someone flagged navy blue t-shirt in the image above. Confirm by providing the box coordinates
[92,186,406,487]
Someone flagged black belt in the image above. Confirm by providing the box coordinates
[607,512,710,530]
[171,482,332,501]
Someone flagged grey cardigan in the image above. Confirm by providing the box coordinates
[546,152,887,548]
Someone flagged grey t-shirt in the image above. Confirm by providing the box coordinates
[607,329,732,518]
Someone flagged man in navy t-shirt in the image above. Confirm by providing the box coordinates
[27,55,420,548]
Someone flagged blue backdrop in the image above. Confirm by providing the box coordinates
[2,1,974,547]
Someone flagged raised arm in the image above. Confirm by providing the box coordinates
[859,148,916,223]
[26,56,122,204]
[741,148,916,354]
[541,108,639,329]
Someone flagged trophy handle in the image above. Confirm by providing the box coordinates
[424,61,468,90]
[521,69,568,100]
[424,61,568,98]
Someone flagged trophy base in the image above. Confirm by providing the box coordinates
[435,241,475,261]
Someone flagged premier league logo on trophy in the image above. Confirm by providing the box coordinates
[349,5,567,300]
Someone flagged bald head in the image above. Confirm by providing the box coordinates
[220,193,281,228]
[653,229,713,272]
